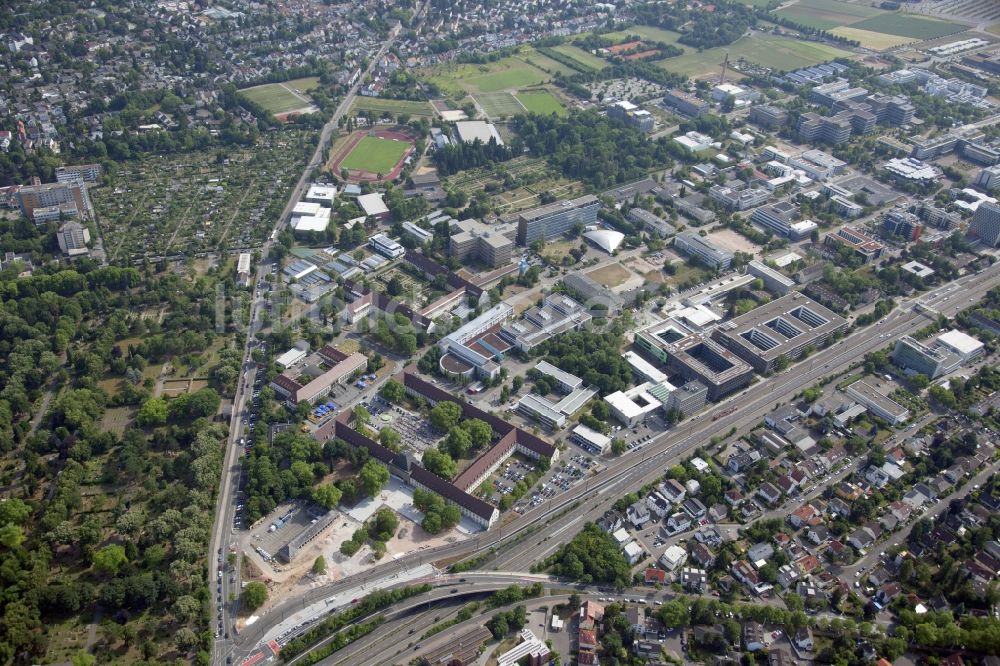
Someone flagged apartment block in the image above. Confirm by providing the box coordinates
[515,195,600,246]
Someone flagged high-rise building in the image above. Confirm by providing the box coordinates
[515,195,600,246]
[16,181,92,222]
[882,208,923,242]
[607,100,655,133]
[975,165,1000,192]
[970,200,1000,247]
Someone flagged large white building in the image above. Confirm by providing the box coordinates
[368,233,405,258]
[454,121,504,145]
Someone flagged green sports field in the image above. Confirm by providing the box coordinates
[475,91,525,118]
[350,97,436,118]
[849,13,967,40]
[339,136,411,174]
[516,90,567,116]
[465,65,548,92]
[238,77,320,114]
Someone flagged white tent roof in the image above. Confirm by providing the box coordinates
[584,229,625,253]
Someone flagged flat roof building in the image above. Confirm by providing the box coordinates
[936,329,984,362]
[892,336,961,379]
[449,219,516,267]
[571,424,611,455]
[635,322,754,401]
[304,183,336,206]
[368,233,405,259]
[748,261,795,295]
[605,383,664,427]
[664,89,710,117]
[825,227,885,264]
[454,121,504,145]
[627,207,676,238]
[970,200,1000,247]
[357,192,390,220]
[499,293,592,352]
[439,303,514,379]
[845,380,910,426]
[712,293,848,374]
[56,220,90,256]
[516,195,600,246]
[674,232,734,270]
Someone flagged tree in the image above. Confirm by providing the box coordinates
[174,627,199,653]
[463,419,493,449]
[611,438,626,456]
[312,483,343,510]
[422,449,457,479]
[657,599,689,628]
[242,582,268,611]
[358,459,390,497]
[442,428,472,459]
[136,397,167,426]
[340,539,361,556]
[379,428,401,450]
[381,379,405,403]
[312,556,326,575]
[92,544,128,575]
[354,405,371,427]
[371,508,399,541]
[429,401,462,432]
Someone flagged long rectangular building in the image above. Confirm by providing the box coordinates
[673,232,733,270]
[711,293,847,374]
[515,195,600,246]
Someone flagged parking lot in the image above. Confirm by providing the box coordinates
[510,453,598,514]
[364,395,443,455]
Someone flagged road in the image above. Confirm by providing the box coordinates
[208,15,419,665]
[228,262,1000,662]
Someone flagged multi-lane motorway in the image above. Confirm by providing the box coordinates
[223,262,1000,664]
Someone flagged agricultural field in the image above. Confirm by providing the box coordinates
[350,97,436,118]
[549,43,610,72]
[830,27,917,49]
[91,128,315,261]
[653,31,853,76]
[521,50,580,77]
[774,0,882,31]
[475,91,525,118]
[515,89,567,116]
[339,136,412,174]
[238,76,320,114]
[849,13,967,40]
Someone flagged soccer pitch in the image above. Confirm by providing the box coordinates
[340,137,411,174]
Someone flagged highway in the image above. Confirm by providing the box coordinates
[208,12,422,664]
[228,262,1000,663]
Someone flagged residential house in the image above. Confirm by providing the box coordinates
[690,542,716,568]
[743,622,765,652]
[808,525,830,545]
[660,478,687,503]
[682,497,708,519]
[757,482,782,505]
[681,567,708,592]
[628,500,652,528]
[794,627,814,651]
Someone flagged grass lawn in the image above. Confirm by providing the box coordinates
[521,50,579,77]
[653,32,853,76]
[586,263,632,288]
[340,136,411,174]
[790,0,883,18]
[350,97,436,118]
[465,64,548,92]
[773,8,846,31]
[850,13,967,40]
[831,26,917,49]
[515,90,567,116]
[475,91,525,118]
[990,24,1000,36]
[550,44,610,72]
[238,76,320,114]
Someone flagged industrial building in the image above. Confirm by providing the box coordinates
[499,293,592,352]
[673,232,734,270]
[711,293,847,374]
[357,192,390,220]
[515,195,601,246]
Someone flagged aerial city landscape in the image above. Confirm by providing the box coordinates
[3,0,1000,664]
